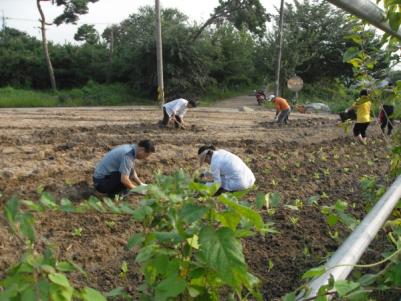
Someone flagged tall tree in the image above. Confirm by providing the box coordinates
[74,24,99,44]
[36,0,99,91]
[191,0,270,41]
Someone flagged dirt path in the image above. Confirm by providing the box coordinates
[212,95,262,109]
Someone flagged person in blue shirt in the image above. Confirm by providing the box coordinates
[93,140,155,197]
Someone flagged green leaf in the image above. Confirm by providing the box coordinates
[154,274,186,301]
[154,231,182,243]
[48,273,71,288]
[389,11,401,31]
[81,287,107,301]
[266,192,281,209]
[215,211,241,231]
[40,192,58,209]
[334,280,360,297]
[105,287,130,298]
[387,262,401,285]
[4,198,19,224]
[22,200,44,212]
[179,204,208,224]
[344,34,363,45]
[127,233,145,249]
[219,194,264,231]
[282,292,296,301]
[343,47,361,63]
[255,193,267,209]
[135,244,156,263]
[301,266,326,280]
[199,226,246,287]
[132,206,153,222]
[327,214,338,227]
[56,262,76,272]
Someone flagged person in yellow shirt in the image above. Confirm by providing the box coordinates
[347,89,372,145]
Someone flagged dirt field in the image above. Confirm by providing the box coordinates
[0,96,392,299]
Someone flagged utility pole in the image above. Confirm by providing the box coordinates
[274,0,285,96]
[155,0,164,105]
[2,10,6,30]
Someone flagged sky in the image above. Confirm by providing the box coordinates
[0,0,288,44]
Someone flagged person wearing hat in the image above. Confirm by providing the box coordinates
[160,98,197,129]
[93,140,155,197]
[268,95,291,124]
[198,145,256,195]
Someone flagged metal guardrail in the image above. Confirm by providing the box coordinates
[327,0,401,39]
[298,175,401,300]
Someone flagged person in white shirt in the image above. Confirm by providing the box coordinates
[160,98,197,128]
[198,145,256,195]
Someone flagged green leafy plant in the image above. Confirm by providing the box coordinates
[321,200,359,231]
[127,171,274,301]
[0,198,109,301]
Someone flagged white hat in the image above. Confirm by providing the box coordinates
[267,95,275,102]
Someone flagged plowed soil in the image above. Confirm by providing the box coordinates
[0,101,391,300]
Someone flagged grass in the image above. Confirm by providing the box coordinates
[0,82,150,108]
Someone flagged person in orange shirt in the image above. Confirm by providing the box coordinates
[268,95,291,124]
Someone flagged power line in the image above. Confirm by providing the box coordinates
[5,16,116,25]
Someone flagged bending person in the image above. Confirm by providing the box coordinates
[347,89,372,145]
[161,98,197,129]
[198,145,256,195]
[268,95,291,124]
[93,140,155,197]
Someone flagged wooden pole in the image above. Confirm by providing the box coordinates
[155,0,164,105]
[274,0,285,96]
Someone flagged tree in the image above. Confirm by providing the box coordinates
[74,24,99,44]
[36,0,99,91]
[191,0,270,41]
[261,0,362,91]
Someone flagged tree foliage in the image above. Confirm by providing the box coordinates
[192,0,270,41]
[52,0,100,25]
[74,24,99,44]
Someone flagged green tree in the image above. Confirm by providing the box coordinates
[268,1,355,85]
[192,0,270,41]
[74,24,99,44]
[36,0,99,91]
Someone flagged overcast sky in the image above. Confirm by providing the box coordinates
[0,0,290,44]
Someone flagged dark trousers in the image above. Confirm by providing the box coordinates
[93,172,127,197]
[277,109,290,124]
[380,105,394,135]
[162,108,182,128]
[353,122,370,138]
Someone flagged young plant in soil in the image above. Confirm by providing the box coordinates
[127,171,274,301]
[0,198,110,301]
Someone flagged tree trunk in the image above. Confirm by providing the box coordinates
[37,0,57,92]
[155,0,164,105]
[107,26,114,83]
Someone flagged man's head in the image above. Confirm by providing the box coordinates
[359,89,368,97]
[267,95,276,102]
[198,144,216,165]
[136,140,156,159]
[188,99,197,108]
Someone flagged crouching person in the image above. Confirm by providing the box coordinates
[93,140,155,197]
[161,98,197,129]
[198,145,256,195]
